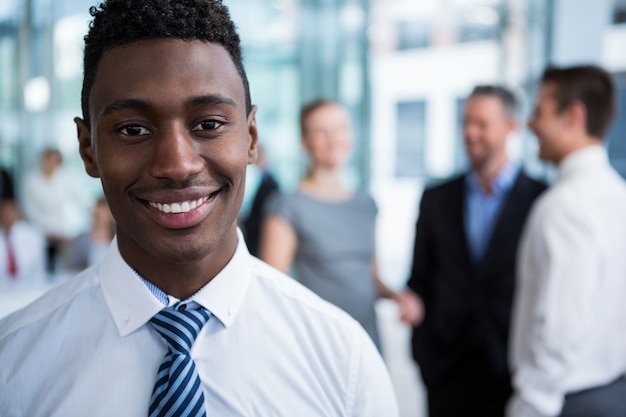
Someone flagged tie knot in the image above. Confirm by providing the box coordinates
[149,304,210,355]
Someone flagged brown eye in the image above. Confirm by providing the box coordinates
[192,120,222,131]
[120,125,150,136]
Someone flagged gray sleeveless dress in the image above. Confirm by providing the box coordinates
[266,190,380,350]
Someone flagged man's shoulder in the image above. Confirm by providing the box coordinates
[0,269,99,341]
[422,174,465,199]
[231,258,397,416]
[248,258,361,330]
[13,220,45,240]
[516,170,548,195]
[242,258,385,377]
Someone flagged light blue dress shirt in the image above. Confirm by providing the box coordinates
[465,162,520,262]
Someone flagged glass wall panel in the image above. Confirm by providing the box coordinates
[395,101,426,178]
[0,1,20,180]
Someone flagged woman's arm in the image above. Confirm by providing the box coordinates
[259,214,298,274]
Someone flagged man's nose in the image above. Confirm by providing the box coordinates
[148,124,205,182]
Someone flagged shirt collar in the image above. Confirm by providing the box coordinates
[466,160,520,196]
[100,229,253,337]
[187,229,252,329]
[558,144,608,180]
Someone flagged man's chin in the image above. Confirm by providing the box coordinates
[468,156,487,171]
[141,238,217,266]
[537,149,555,164]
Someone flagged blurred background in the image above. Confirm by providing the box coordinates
[1,0,626,289]
[1,0,625,415]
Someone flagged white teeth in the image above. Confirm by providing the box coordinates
[149,196,209,214]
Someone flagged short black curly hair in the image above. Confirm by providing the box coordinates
[80,0,251,128]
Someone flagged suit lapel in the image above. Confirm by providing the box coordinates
[450,177,475,272]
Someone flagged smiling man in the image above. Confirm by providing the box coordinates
[397,85,546,417]
[0,1,398,416]
[508,65,626,417]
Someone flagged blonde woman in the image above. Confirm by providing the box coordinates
[260,99,397,350]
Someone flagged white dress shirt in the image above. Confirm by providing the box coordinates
[0,221,47,288]
[0,230,398,417]
[508,145,626,417]
[22,169,90,239]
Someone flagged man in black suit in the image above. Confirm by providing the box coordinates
[397,85,546,417]
[241,145,279,257]
[0,168,14,200]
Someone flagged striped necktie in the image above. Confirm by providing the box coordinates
[148,303,211,417]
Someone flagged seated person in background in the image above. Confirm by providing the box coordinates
[0,198,47,288]
[22,147,91,274]
[240,144,279,257]
[63,197,115,272]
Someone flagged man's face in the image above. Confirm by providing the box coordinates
[528,83,568,163]
[463,95,514,170]
[0,201,19,230]
[42,151,61,176]
[76,39,257,268]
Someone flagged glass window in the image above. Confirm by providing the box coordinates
[614,0,626,24]
[395,100,426,177]
[397,20,430,50]
[456,4,502,43]
[607,84,626,178]
[454,98,469,173]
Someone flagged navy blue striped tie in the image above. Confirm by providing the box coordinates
[148,303,211,417]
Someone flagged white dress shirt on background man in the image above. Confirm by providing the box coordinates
[0,220,47,288]
[0,231,398,417]
[508,145,626,417]
[22,167,90,240]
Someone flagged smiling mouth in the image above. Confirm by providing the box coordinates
[147,193,215,214]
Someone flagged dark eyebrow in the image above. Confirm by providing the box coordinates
[101,98,151,117]
[186,95,237,109]
[99,95,238,118]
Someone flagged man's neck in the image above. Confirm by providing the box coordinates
[301,167,351,200]
[473,155,509,195]
[556,137,603,165]
[117,228,239,300]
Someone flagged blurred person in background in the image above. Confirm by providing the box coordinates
[0,167,14,201]
[260,99,399,351]
[508,65,626,417]
[0,198,46,288]
[62,197,115,273]
[240,144,279,257]
[0,145,15,201]
[22,147,90,274]
[396,85,546,417]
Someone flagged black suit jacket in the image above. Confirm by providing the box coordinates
[407,170,546,388]
[242,173,279,257]
[0,169,14,200]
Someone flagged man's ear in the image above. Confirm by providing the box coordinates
[246,105,259,165]
[74,117,100,178]
[567,100,587,132]
[506,118,518,136]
